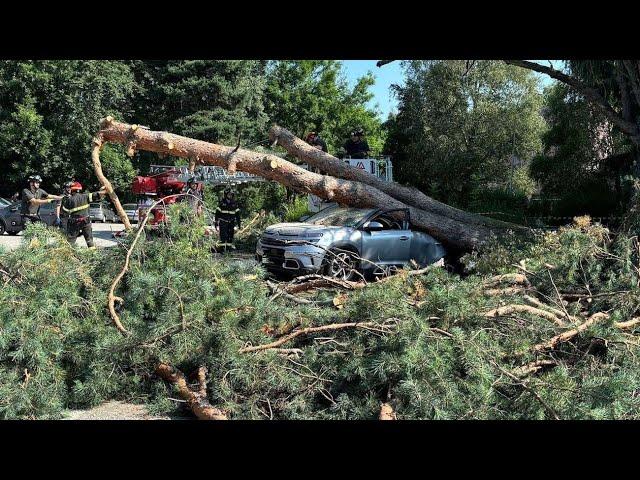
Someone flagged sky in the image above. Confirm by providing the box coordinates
[341,60,563,121]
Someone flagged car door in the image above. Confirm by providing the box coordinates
[4,203,23,230]
[360,209,412,267]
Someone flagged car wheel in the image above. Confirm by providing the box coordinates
[325,248,360,281]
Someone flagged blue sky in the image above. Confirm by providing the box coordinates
[341,60,563,120]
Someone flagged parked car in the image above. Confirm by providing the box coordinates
[0,201,60,235]
[89,202,118,223]
[255,206,446,280]
[122,203,140,223]
[0,198,12,208]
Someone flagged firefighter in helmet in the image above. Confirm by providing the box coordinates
[60,181,106,249]
[20,174,63,225]
[215,187,241,251]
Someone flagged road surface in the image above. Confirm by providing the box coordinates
[0,222,126,252]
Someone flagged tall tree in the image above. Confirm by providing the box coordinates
[504,60,640,164]
[384,60,544,208]
[530,82,632,215]
[264,60,384,154]
[129,60,267,145]
[0,60,137,196]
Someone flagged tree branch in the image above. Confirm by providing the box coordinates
[504,60,639,140]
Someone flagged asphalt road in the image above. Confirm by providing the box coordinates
[0,221,126,252]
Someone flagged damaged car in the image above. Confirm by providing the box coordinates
[256,206,446,280]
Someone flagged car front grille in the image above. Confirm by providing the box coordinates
[261,236,287,247]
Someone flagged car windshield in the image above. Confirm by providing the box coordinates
[304,207,374,227]
[90,203,101,208]
[123,204,137,210]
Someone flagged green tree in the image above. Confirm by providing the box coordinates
[384,61,545,209]
[264,60,385,154]
[129,60,268,145]
[0,60,137,196]
[530,82,631,216]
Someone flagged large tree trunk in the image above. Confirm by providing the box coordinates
[95,118,520,250]
[269,125,520,231]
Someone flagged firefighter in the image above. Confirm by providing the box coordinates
[20,175,63,225]
[182,177,204,216]
[60,181,106,249]
[215,187,241,251]
[305,130,328,152]
[343,128,370,159]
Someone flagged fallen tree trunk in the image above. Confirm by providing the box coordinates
[269,125,521,231]
[95,118,514,251]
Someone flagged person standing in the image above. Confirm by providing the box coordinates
[343,128,370,159]
[215,188,241,251]
[305,131,328,153]
[60,181,106,249]
[20,175,63,225]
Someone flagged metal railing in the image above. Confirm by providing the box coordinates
[149,165,265,185]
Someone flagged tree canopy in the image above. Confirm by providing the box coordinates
[384,60,544,209]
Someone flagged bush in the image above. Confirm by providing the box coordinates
[284,195,311,222]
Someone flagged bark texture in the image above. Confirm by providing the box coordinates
[96,118,518,250]
[269,124,520,231]
[155,363,228,420]
[91,134,132,230]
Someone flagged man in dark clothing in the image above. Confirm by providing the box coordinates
[305,131,328,153]
[181,177,204,216]
[343,128,370,159]
[20,175,63,224]
[215,188,241,251]
[60,181,106,249]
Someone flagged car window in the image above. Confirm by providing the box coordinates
[90,203,101,208]
[123,204,137,210]
[305,207,374,227]
[370,210,408,230]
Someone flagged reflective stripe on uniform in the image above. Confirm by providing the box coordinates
[62,204,90,214]
[216,207,239,214]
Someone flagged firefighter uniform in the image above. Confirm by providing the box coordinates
[215,195,241,250]
[21,186,50,223]
[61,189,103,248]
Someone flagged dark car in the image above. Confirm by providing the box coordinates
[256,206,446,280]
[0,201,60,235]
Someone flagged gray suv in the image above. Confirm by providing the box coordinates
[256,206,446,280]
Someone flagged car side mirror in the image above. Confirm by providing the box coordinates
[363,221,384,231]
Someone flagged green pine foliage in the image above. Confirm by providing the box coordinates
[2,211,640,419]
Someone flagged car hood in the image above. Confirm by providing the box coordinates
[263,222,343,237]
